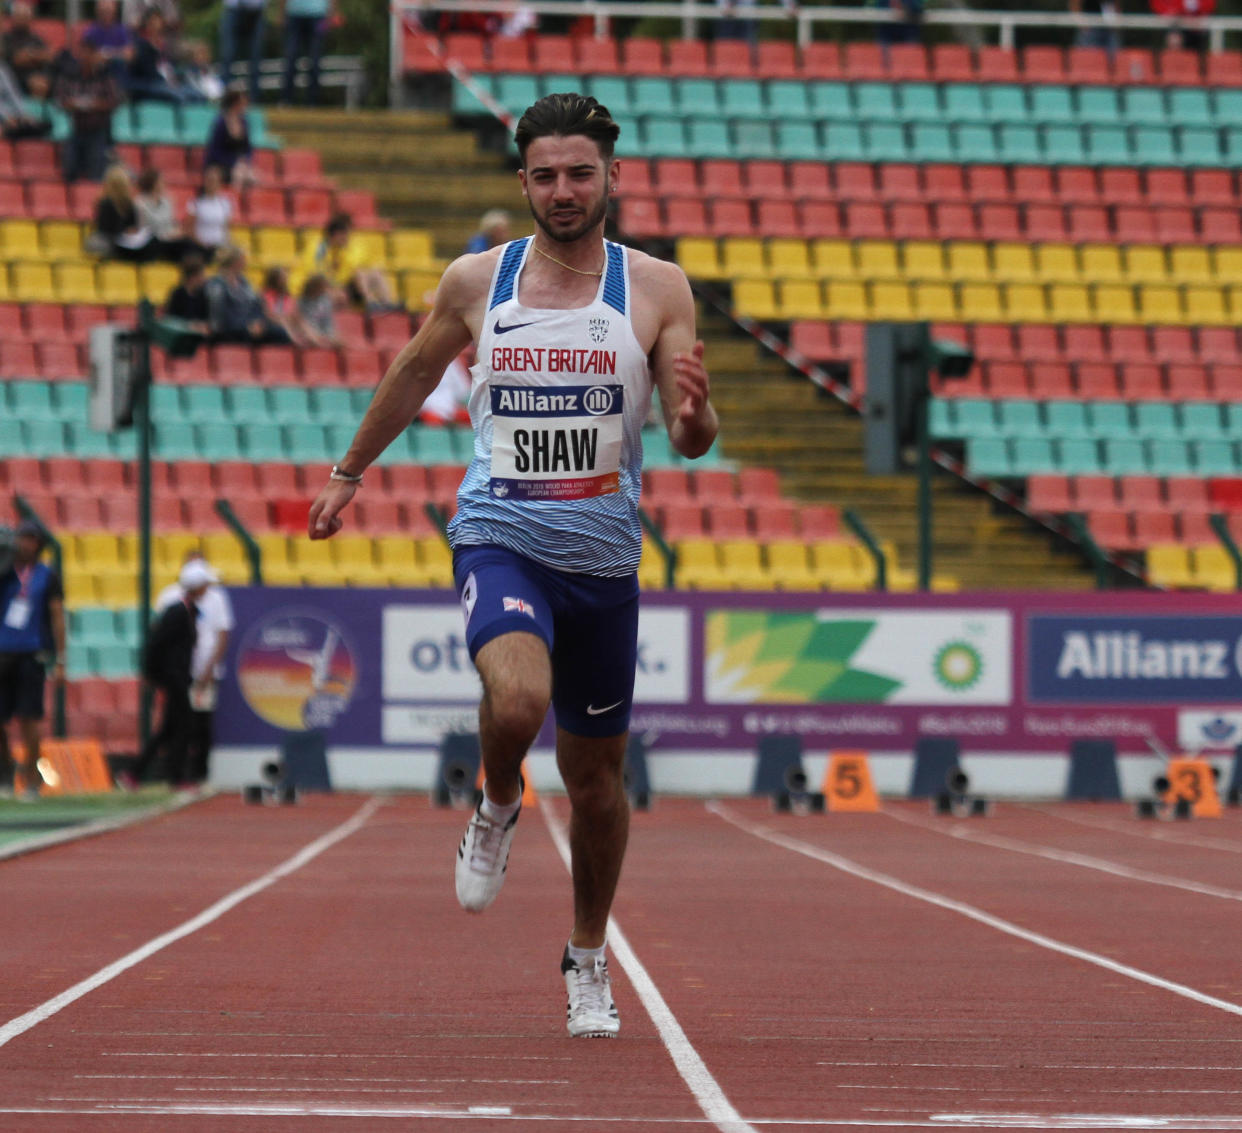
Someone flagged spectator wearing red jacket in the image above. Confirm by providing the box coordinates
[1151,0,1215,50]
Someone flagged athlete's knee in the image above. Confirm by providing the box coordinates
[483,688,549,747]
[561,752,626,814]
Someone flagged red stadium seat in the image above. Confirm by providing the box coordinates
[25,302,66,341]
[1118,363,1164,400]
[658,503,706,541]
[252,345,298,386]
[1181,512,1218,544]
[1154,206,1197,244]
[751,504,799,540]
[300,347,341,384]
[212,344,255,382]
[667,39,710,77]
[1152,326,1196,363]
[279,148,328,188]
[1145,168,1190,207]
[489,36,532,72]
[1113,48,1155,84]
[756,41,799,79]
[214,461,261,499]
[1027,204,1069,242]
[0,341,37,377]
[788,162,832,200]
[644,467,693,504]
[924,163,968,203]
[930,44,974,82]
[744,161,790,200]
[1210,364,1242,399]
[1197,327,1239,364]
[353,498,406,533]
[1133,512,1178,546]
[1076,362,1120,399]
[617,157,652,196]
[1158,48,1202,85]
[707,504,751,538]
[789,320,833,361]
[531,34,574,73]
[799,505,841,539]
[890,202,932,240]
[37,342,80,379]
[1167,478,1210,513]
[1109,326,1152,363]
[842,42,886,81]
[1065,327,1108,362]
[735,466,781,505]
[1100,167,1143,206]
[1022,45,1066,82]
[664,197,709,238]
[1199,209,1242,244]
[800,42,841,79]
[1067,204,1110,242]
[709,39,754,78]
[965,165,1011,203]
[708,199,754,237]
[973,323,1017,361]
[1074,476,1116,510]
[1027,474,1073,513]
[878,163,923,202]
[574,35,620,75]
[174,459,215,497]
[68,182,98,222]
[694,469,738,505]
[755,200,800,239]
[1165,364,1210,400]
[844,202,889,239]
[1067,47,1111,85]
[439,33,486,72]
[1206,50,1242,86]
[369,312,413,351]
[13,140,57,179]
[1055,166,1101,205]
[1011,165,1056,204]
[242,187,287,226]
[834,162,877,202]
[289,189,333,227]
[700,159,745,199]
[621,37,664,76]
[977,204,1021,241]
[256,462,301,497]
[888,45,929,80]
[1030,362,1075,398]
[985,361,1028,398]
[654,158,699,197]
[1118,475,1164,512]
[26,181,69,221]
[333,189,380,227]
[617,195,663,240]
[976,46,1019,82]
[933,203,978,240]
[1189,169,1235,206]
[1087,509,1135,550]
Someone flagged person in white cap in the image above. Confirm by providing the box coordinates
[154,553,234,785]
[130,558,214,787]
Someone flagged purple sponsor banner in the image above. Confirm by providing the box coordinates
[215,587,1242,755]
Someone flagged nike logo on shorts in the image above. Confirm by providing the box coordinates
[586,700,624,716]
[494,319,536,335]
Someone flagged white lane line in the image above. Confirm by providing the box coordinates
[1030,806,1242,855]
[883,807,1242,904]
[708,802,1242,1020]
[0,798,381,1050]
[538,798,758,1133]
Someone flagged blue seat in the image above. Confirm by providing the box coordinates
[822,122,865,161]
[766,80,813,119]
[966,438,1013,477]
[1192,439,1238,474]
[1145,440,1194,476]
[1012,437,1057,473]
[1056,438,1103,475]
[897,82,942,122]
[678,78,722,117]
[808,81,853,119]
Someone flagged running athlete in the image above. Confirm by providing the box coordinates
[307,93,718,1039]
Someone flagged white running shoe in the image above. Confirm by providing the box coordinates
[562,947,620,1039]
[455,792,520,912]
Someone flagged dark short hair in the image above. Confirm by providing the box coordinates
[325,211,352,237]
[136,166,160,193]
[514,92,620,166]
[180,252,205,277]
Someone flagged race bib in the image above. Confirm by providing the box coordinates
[489,384,623,502]
[4,597,31,630]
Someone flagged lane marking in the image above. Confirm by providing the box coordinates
[1030,806,1242,856]
[883,807,1242,904]
[538,798,758,1133]
[0,798,381,1051]
[708,802,1242,1020]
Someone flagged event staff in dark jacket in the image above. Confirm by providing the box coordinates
[131,560,212,786]
[0,520,65,798]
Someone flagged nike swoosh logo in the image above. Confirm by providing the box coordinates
[494,320,537,335]
[586,700,624,716]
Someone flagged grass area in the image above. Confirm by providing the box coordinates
[0,788,176,849]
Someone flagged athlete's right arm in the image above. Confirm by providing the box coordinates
[308,256,487,539]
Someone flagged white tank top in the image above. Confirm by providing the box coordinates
[447,237,652,576]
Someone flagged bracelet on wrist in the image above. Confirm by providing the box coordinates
[330,464,363,485]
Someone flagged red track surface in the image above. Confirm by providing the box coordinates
[4,794,1242,1131]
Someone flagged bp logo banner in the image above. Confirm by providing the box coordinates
[704,609,1012,705]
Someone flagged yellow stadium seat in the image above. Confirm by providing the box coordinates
[1169,246,1212,285]
[0,264,10,300]
[1137,285,1182,323]
[810,238,855,278]
[333,536,389,586]
[291,539,339,585]
[374,536,423,585]
[1191,545,1234,591]
[153,533,199,572]
[768,238,813,278]
[1093,283,1138,323]
[902,241,946,281]
[765,540,822,590]
[777,279,826,319]
[638,537,667,590]
[824,280,868,320]
[870,281,913,319]
[73,533,125,573]
[1,219,42,260]
[945,242,991,282]
[96,262,140,304]
[1007,282,1052,321]
[352,229,388,265]
[255,225,298,264]
[417,536,454,586]
[53,262,98,304]
[856,241,900,280]
[732,278,778,320]
[957,282,1003,321]
[1033,243,1080,283]
[721,237,766,279]
[1146,544,1192,589]
[1044,282,1087,322]
[718,539,769,590]
[1213,247,1242,284]
[1079,244,1123,283]
[388,229,436,269]
[63,573,99,606]
[809,540,870,590]
[912,281,958,320]
[676,236,722,280]
[1124,245,1169,284]
[992,242,1037,282]
[11,260,56,302]
[96,573,138,607]
[139,262,179,302]
[204,532,252,572]
[401,269,441,311]
[675,538,728,589]
[1184,285,1228,324]
[228,227,255,258]
[41,220,83,261]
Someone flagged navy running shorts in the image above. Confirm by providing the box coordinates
[0,652,46,723]
[453,544,639,738]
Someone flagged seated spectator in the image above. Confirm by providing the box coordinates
[186,164,234,256]
[465,208,510,255]
[55,38,123,183]
[203,88,257,187]
[0,60,51,139]
[84,0,136,79]
[181,39,224,102]
[128,10,200,103]
[4,0,53,98]
[164,253,210,332]
[296,273,338,345]
[417,348,472,427]
[136,167,202,261]
[206,246,291,344]
[295,211,399,312]
[94,164,160,261]
[262,265,334,346]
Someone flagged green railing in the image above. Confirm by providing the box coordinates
[1209,513,1242,591]
[215,500,264,586]
[638,507,677,590]
[842,508,888,593]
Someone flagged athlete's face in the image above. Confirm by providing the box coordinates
[519,134,617,244]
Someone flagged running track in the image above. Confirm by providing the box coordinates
[3,793,1242,1131]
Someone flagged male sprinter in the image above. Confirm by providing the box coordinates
[308,93,718,1038]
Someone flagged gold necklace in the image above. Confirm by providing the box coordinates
[534,244,604,277]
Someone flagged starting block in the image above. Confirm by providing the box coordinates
[773,766,825,814]
[821,751,879,812]
[932,766,991,818]
[242,760,297,806]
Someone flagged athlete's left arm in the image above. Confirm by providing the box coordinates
[648,262,719,460]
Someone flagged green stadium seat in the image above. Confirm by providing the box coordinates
[966,437,1012,477]
[374,431,416,465]
[56,384,88,419]
[10,380,57,420]
[1076,86,1121,126]
[453,73,494,116]
[1179,127,1222,166]
[1013,437,1057,472]
[612,115,643,157]
[23,420,65,455]
[896,82,942,122]
[94,643,135,677]
[1169,89,1213,127]
[633,77,675,116]
[999,124,1042,163]
[134,102,180,144]
[412,427,462,463]
[1221,128,1242,165]
[196,422,243,461]
[910,123,954,161]
[953,124,997,162]
[776,121,823,160]
[496,74,540,115]
[997,400,1046,438]
[722,80,764,119]
[1031,85,1075,124]
[269,386,315,424]
[314,388,356,420]
[1132,126,1177,166]
[687,119,732,158]
[65,640,92,677]
[1084,125,1129,164]
[182,385,229,425]
[1056,438,1103,474]
[73,608,115,644]
[985,84,1029,124]
[65,423,113,458]
[1042,125,1084,164]
[823,122,865,161]
[1133,401,1180,439]
[863,122,908,161]
[1121,88,1168,126]
[283,423,330,463]
[733,120,776,159]
[109,105,136,144]
[1088,402,1134,437]
[1045,400,1091,440]
[766,80,813,119]
[678,78,721,116]
[239,422,287,460]
[244,109,277,148]
[180,103,217,142]
[954,398,997,436]
[150,385,185,423]
[1192,439,1238,474]
[1101,438,1147,474]
[928,399,955,437]
[854,81,898,121]
[641,116,685,155]
[1179,403,1226,439]
[809,81,852,119]
[587,76,632,116]
[1145,440,1194,476]
[942,83,988,122]
[115,607,140,642]
[539,74,580,99]
[227,386,269,421]
[1213,90,1242,124]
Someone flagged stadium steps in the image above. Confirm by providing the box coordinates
[698,305,1093,590]
[265,108,511,251]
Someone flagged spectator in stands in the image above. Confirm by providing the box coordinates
[1151,0,1215,51]
[136,167,202,261]
[127,9,200,103]
[84,0,136,79]
[417,347,472,427]
[186,163,234,256]
[297,272,338,344]
[297,211,398,312]
[130,558,211,788]
[164,252,211,331]
[0,60,52,139]
[0,520,66,801]
[154,553,233,786]
[122,0,182,43]
[263,265,334,345]
[278,0,337,106]
[218,0,267,103]
[94,164,158,261]
[464,208,510,255]
[3,0,54,98]
[713,0,758,44]
[871,0,923,45]
[55,39,123,183]
[181,39,225,102]
[1070,1,1121,54]
[206,245,292,344]
[203,88,258,186]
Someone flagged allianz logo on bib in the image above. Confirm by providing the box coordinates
[492,384,622,417]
